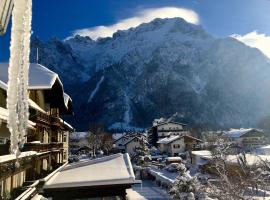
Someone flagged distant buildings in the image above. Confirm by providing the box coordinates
[69,132,89,154]
[113,133,147,157]
[147,121,189,147]
[157,135,202,156]
[222,128,266,148]
[0,63,73,198]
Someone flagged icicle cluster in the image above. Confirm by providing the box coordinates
[7,0,32,159]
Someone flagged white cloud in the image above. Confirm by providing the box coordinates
[71,7,199,40]
[231,31,270,59]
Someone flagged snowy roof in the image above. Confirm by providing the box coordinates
[0,63,73,114]
[63,120,73,130]
[0,107,36,129]
[223,128,256,138]
[157,135,180,144]
[191,150,212,157]
[191,151,270,166]
[0,63,62,90]
[112,133,126,140]
[154,121,187,127]
[43,153,136,189]
[63,93,72,107]
[69,132,88,140]
[166,157,182,161]
[28,99,46,114]
[225,154,270,166]
[0,80,7,90]
[259,145,270,150]
[157,135,201,144]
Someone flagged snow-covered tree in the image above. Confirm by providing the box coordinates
[205,138,270,200]
[170,163,202,200]
[135,137,151,167]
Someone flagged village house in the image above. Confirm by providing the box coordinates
[0,63,73,199]
[69,132,89,154]
[157,135,202,156]
[191,150,270,179]
[147,121,190,147]
[113,133,147,156]
[222,128,266,149]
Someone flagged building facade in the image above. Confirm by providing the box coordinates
[0,63,73,199]
[147,121,189,147]
[157,135,202,156]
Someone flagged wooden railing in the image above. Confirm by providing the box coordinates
[22,142,63,153]
[30,111,51,125]
[50,116,62,127]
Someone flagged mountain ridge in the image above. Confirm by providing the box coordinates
[30,17,270,131]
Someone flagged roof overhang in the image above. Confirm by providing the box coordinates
[0,0,13,35]
[43,153,138,199]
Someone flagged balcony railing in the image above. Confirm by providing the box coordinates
[30,111,51,125]
[50,116,63,127]
[22,142,63,153]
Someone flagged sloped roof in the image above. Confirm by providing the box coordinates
[153,121,187,127]
[69,132,88,140]
[157,135,202,144]
[223,128,259,138]
[0,63,73,114]
[0,63,62,89]
[64,93,72,106]
[157,135,180,144]
[0,80,7,90]
[43,153,136,189]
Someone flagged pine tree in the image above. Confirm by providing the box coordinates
[170,163,201,200]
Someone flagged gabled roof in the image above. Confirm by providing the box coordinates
[123,136,147,146]
[43,153,136,189]
[0,63,62,90]
[0,63,73,114]
[157,135,202,144]
[64,93,72,106]
[0,80,7,90]
[157,135,180,144]
[223,128,262,138]
[154,121,187,127]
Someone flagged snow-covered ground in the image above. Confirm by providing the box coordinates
[127,180,171,200]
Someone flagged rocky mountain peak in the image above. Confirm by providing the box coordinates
[31,17,270,131]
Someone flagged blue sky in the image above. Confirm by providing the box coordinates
[1,0,270,61]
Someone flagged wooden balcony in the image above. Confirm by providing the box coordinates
[0,152,34,179]
[50,116,62,127]
[31,111,51,126]
[22,142,63,153]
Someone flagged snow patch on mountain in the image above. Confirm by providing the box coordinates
[88,75,104,103]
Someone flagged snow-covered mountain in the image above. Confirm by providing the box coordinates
[30,17,270,131]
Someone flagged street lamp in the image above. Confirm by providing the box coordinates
[0,0,13,35]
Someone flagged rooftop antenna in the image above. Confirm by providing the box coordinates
[36,47,39,63]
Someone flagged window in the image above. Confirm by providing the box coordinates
[173,144,180,149]
[0,138,6,144]
[63,134,67,143]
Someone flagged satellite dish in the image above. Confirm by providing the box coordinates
[0,0,13,35]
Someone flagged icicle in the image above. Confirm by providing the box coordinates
[7,0,32,162]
